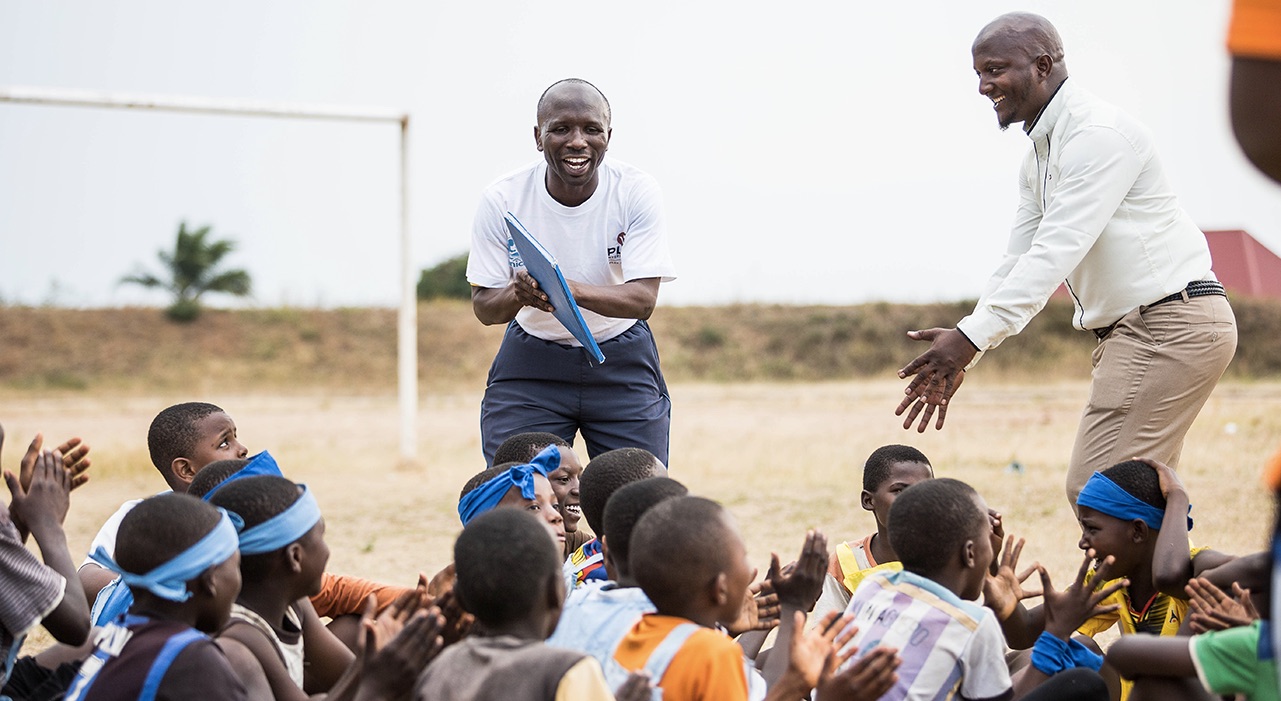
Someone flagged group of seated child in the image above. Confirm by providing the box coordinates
[0,401,1276,701]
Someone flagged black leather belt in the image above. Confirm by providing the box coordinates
[1092,280,1227,340]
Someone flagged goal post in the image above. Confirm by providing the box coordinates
[0,86,420,461]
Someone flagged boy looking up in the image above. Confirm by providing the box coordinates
[79,402,247,604]
[815,444,934,622]
[66,493,250,700]
[570,447,666,587]
[414,508,628,701]
[494,432,589,556]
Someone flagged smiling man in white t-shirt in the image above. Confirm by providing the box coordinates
[468,78,677,467]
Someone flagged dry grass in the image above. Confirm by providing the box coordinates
[6,377,1279,651]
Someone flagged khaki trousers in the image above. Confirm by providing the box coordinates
[1066,294,1237,507]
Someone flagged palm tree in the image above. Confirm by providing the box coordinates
[122,222,252,321]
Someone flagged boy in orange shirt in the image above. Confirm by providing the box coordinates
[616,496,899,700]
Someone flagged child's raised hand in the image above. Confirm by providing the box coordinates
[5,449,71,542]
[815,646,900,701]
[613,671,654,701]
[1039,549,1126,640]
[17,433,92,494]
[1186,577,1259,633]
[766,529,829,610]
[1135,456,1185,499]
[353,606,445,701]
[434,590,474,648]
[725,580,781,636]
[987,509,1005,575]
[982,536,1043,621]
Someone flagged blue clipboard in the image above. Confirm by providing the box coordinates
[504,212,606,365]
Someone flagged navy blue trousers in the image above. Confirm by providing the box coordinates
[480,320,671,466]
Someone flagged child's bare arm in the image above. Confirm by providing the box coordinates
[5,447,90,646]
[216,636,275,700]
[983,536,1046,649]
[1143,458,1206,597]
[299,596,357,693]
[1011,551,1125,699]
[1105,635,1197,679]
[761,530,828,687]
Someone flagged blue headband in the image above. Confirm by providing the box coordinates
[90,508,240,602]
[236,484,323,555]
[457,444,560,526]
[1076,472,1193,531]
[201,450,285,501]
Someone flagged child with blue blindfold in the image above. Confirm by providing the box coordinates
[458,444,566,548]
[985,458,1245,701]
[66,493,247,701]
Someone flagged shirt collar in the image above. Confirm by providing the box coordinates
[1025,76,1072,141]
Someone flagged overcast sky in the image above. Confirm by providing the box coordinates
[1,0,1277,308]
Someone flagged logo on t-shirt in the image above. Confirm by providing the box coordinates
[506,235,524,270]
[607,231,625,265]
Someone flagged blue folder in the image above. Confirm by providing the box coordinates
[504,213,606,365]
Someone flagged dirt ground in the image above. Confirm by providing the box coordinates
[5,378,1278,650]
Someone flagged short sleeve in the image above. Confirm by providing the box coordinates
[618,175,676,283]
[958,612,1014,701]
[1190,623,1266,696]
[0,515,65,640]
[157,638,248,701]
[467,191,519,289]
[80,499,142,568]
[554,657,616,701]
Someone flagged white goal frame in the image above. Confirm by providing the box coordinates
[0,86,420,461]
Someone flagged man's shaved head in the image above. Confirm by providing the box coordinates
[537,78,611,125]
[973,12,1066,67]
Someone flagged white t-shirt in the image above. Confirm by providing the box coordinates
[841,570,1013,701]
[467,159,677,345]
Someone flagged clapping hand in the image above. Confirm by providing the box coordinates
[766,530,829,611]
[1187,577,1259,633]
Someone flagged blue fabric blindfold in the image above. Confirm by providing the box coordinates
[237,484,322,555]
[201,450,285,501]
[457,444,560,526]
[89,508,240,602]
[1076,472,1193,531]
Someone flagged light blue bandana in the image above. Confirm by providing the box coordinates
[457,444,560,526]
[89,508,240,602]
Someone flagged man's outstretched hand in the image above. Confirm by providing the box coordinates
[895,327,976,432]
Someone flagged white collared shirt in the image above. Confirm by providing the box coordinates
[958,79,1213,353]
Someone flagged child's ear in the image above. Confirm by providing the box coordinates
[860,489,874,512]
[170,457,198,484]
[1130,520,1150,544]
[600,536,618,574]
[711,571,731,607]
[286,542,304,574]
[961,538,977,569]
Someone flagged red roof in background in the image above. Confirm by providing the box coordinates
[1203,230,1281,298]
[1052,229,1281,299]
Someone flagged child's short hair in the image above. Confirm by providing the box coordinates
[493,432,569,465]
[580,448,663,534]
[888,478,985,577]
[1098,460,1165,510]
[460,463,521,501]
[187,458,252,499]
[148,402,224,474]
[629,496,732,611]
[116,493,224,576]
[454,508,560,627]
[208,475,306,581]
[601,477,688,573]
[863,444,931,492]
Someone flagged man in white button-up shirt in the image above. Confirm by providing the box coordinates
[895,12,1237,506]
